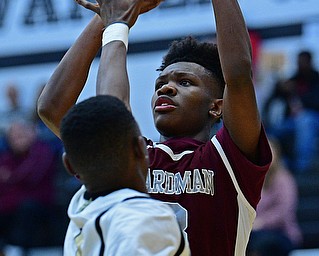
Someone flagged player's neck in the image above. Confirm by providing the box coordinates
[159,132,210,143]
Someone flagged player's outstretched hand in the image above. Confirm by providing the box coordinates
[75,0,100,15]
[75,0,162,27]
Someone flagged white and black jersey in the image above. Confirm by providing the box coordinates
[64,186,190,256]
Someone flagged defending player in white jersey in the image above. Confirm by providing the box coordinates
[60,95,189,255]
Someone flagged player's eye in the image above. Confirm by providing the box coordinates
[179,80,192,87]
[155,81,166,90]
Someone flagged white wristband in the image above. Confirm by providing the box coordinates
[102,23,129,50]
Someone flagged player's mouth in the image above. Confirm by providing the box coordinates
[154,96,177,112]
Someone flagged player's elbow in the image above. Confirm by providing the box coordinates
[37,97,61,138]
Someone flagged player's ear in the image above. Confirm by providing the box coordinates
[62,152,81,180]
[209,98,223,120]
[133,136,148,161]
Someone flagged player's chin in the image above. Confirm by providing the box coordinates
[155,118,180,138]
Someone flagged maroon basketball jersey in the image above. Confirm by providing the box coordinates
[146,126,271,256]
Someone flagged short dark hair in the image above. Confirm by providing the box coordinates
[60,95,139,174]
[298,50,312,61]
[158,36,225,95]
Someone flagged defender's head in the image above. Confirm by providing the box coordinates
[60,95,148,193]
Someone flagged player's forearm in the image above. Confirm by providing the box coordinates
[94,0,161,111]
[97,41,131,111]
[211,0,252,85]
[37,15,104,138]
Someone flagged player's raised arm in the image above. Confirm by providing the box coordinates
[91,0,161,111]
[212,0,261,162]
[37,14,104,138]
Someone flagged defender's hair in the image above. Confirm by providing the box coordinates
[158,36,225,96]
[60,95,139,174]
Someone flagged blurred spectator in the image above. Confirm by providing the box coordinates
[263,79,297,164]
[263,50,319,173]
[0,82,31,153]
[0,82,31,136]
[0,118,57,255]
[247,138,303,256]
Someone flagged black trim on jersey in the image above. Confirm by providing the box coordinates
[174,229,186,256]
[121,195,152,202]
[94,195,151,256]
[95,195,186,255]
[84,188,118,200]
[95,211,107,256]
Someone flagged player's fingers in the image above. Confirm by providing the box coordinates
[75,0,100,15]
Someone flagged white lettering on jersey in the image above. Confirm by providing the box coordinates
[146,169,214,195]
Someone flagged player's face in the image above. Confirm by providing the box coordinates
[151,62,219,140]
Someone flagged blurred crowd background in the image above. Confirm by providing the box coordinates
[0,0,319,255]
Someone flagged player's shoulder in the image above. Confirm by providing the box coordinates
[117,192,175,216]
[104,192,180,233]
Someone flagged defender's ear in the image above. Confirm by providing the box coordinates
[133,136,148,161]
[209,99,223,120]
[62,152,81,180]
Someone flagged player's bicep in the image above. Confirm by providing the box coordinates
[223,83,261,161]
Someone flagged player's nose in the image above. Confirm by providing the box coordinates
[157,82,177,96]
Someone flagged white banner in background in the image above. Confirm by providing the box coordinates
[0,0,318,56]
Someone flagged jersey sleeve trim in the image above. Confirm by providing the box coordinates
[212,135,256,255]
[211,136,254,213]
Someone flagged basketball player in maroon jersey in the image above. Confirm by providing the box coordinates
[38,0,272,255]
